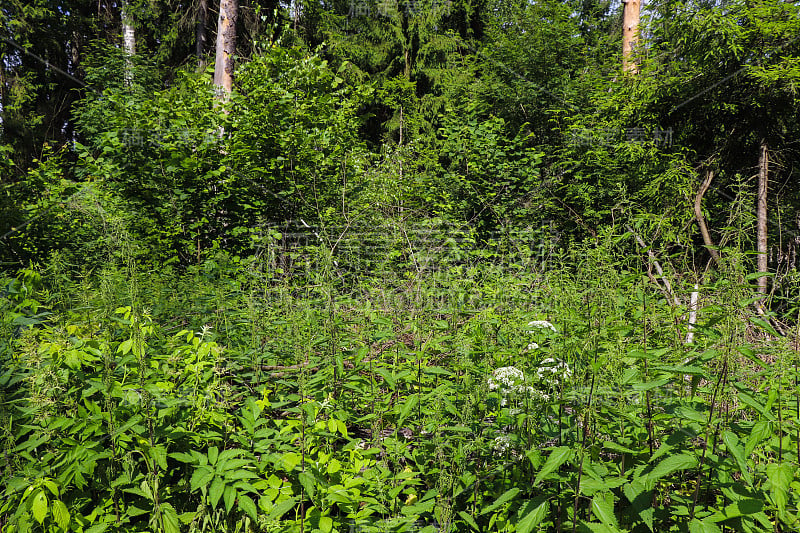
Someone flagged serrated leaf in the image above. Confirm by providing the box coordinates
[592,493,619,528]
[190,466,214,492]
[722,431,752,486]
[282,452,301,471]
[688,517,722,533]
[647,453,697,485]
[745,420,773,456]
[161,503,181,533]
[534,447,572,486]
[238,494,257,520]
[208,446,219,465]
[458,510,480,530]
[169,452,196,463]
[150,445,168,470]
[632,377,672,391]
[217,448,245,463]
[218,458,250,473]
[266,497,297,520]
[516,499,548,533]
[398,395,419,425]
[708,499,763,522]
[224,484,236,513]
[299,471,316,499]
[31,490,48,524]
[481,487,520,515]
[118,339,133,355]
[52,499,70,529]
[209,477,225,508]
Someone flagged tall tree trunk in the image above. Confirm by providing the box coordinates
[757,139,769,295]
[196,0,208,71]
[121,0,135,86]
[622,0,640,74]
[214,0,238,97]
[694,169,721,266]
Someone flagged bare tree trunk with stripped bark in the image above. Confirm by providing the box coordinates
[757,140,769,295]
[214,0,238,98]
[622,0,640,74]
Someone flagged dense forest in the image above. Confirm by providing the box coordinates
[2,0,800,531]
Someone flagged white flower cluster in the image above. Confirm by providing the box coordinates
[488,366,549,406]
[488,366,525,394]
[527,320,557,333]
[536,357,572,382]
[493,435,512,455]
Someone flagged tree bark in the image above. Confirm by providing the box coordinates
[622,0,640,74]
[694,169,721,266]
[121,0,135,86]
[214,0,238,97]
[196,0,208,71]
[757,139,769,295]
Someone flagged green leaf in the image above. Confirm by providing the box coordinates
[623,480,653,531]
[766,463,793,492]
[52,499,70,529]
[161,503,181,533]
[282,452,301,471]
[534,447,572,486]
[745,420,773,456]
[150,445,168,471]
[118,338,133,355]
[190,466,215,492]
[457,510,480,530]
[209,477,225,508]
[266,497,297,521]
[688,517,722,533]
[480,487,520,515]
[299,471,316,499]
[42,479,59,497]
[654,365,705,375]
[31,490,48,524]
[750,317,780,337]
[722,431,752,486]
[516,499,549,533]
[632,378,671,391]
[224,484,237,513]
[708,499,763,522]
[208,446,219,465]
[238,494,257,521]
[319,516,333,533]
[591,493,619,529]
[169,452,197,463]
[398,395,419,425]
[646,453,698,486]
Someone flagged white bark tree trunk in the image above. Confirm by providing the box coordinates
[121,0,135,86]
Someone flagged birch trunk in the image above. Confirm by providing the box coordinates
[121,0,135,86]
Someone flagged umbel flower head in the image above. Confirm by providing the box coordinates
[488,366,525,394]
[488,366,550,405]
[536,357,572,382]
[527,320,557,333]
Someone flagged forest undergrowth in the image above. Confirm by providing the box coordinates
[1,225,799,533]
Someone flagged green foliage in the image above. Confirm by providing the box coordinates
[3,224,800,531]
